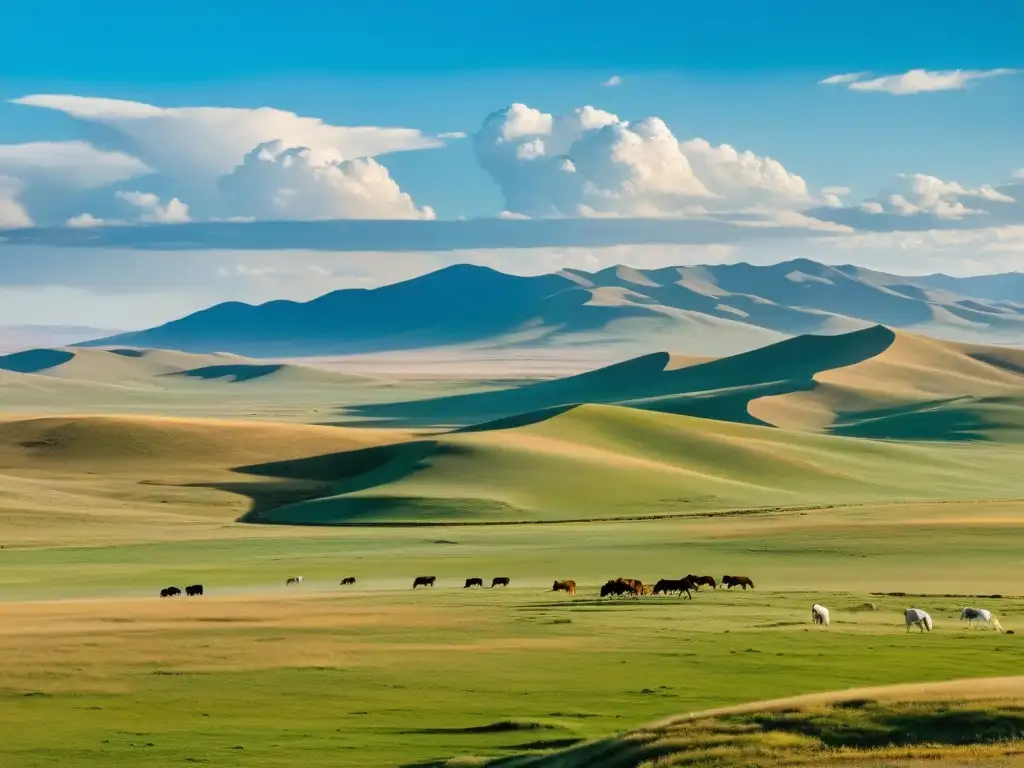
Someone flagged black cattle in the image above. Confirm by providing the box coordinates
[491,577,510,587]
[185,584,203,596]
[464,577,484,588]
[340,577,357,585]
[160,586,181,598]
[413,576,436,588]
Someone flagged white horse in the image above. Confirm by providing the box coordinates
[811,603,830,627]
[286,576,303,586]
[905,608,933,632]
[960,607,1004,632]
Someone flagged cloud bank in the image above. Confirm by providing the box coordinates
[820,68,1018,95]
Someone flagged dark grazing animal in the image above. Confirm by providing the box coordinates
[285,576,303,586]
[185,584,203,596]
[601,579,642,598]
[722,575,754,590]
[491,577,510,587]
[464,577,484,588]
[687,575,717,590]
[653,578,694,599]
[552,580,576,595]
[413,576,436,589]
[340,577,356,585]
[616,577,643,593]
[160,586,181,598]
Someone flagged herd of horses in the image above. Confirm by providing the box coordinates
[153,577,1008,633]
[592,575,753,599]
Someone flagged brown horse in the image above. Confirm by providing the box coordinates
[464,577,484,588]
[552,580,576,595]
[491,577,510,587]
[601,579,642,597]
[653,578,694,600]
[722,575,754,590]
[413,576,436,589]
[686,575,717,590]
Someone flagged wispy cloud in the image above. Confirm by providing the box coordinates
[818,72,867,85]
[438,131,468,139]
[601,75,623,87]
[820,68,1018,95]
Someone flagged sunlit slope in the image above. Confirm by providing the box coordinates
[0,414,411,544]
[749,330,1024,440]
[343,325,900,427]
[251,404,1024,525]
[488,677,1024,768]
[342,325,1024,441]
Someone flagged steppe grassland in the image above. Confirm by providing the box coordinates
[1,332,1024,767]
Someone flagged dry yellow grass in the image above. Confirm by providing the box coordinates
[0,413,411,545]
[749,330,1024,431]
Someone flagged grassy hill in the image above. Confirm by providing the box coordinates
[485,678,1024,767]
[245,403,1024,525]
[344,325,1024,441]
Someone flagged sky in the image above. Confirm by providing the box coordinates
[0,0,1022,331]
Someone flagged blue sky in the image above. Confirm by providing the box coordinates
[0,0,1022,330]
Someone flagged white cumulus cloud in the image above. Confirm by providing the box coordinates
[218,140,435,220]
[115,190,191,223]
[820,68,1018,95]
[12,94,445,179]
[0,175,34,229]
[474,103,815,218]
[602,75,624,87]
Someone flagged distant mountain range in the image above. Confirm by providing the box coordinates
[80,260,1024,357]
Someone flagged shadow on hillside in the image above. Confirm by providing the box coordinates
[0,348,75,373]
[163,363,284,383]
[831,396,1015,442]
[183,439,457,524]
[333,325,897,429]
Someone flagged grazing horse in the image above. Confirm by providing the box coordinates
[464,577,484,588]
[159,586,181,598]
[960,607,1003,631]
[340,577,356,585]
[653,578,694,600]
[616,577,643,593]
[185,584,203,597]
[491,577,510,588]
[601,579,639,598]
[811,603,830,627]
[413,576,436,589]
[552,580,576,595]
[905,608,933,632]
[722,575,754,590]
[286,576,303,586]
[686,575,717,590]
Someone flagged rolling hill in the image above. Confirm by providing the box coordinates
[239,403,1024,525]
[79,260,1024,358]
[342,325,1024,440]
[484,677,1024,768]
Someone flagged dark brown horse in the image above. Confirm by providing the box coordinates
[552,580,576,595]
[686,575,717,590]
[413,576,436,588]
[491,577,510,587]
[601,579,641,597]
[722,575,754,590]
[464,577,484,588]
[653,578,694,600]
